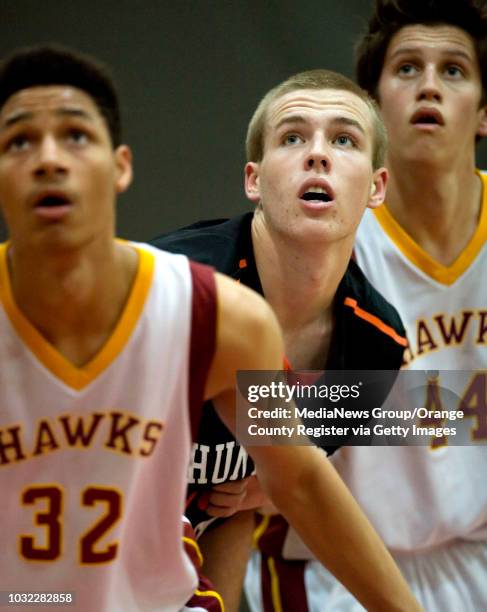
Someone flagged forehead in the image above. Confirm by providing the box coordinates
[0,85,102,124]
[266,88,373,133]
[385,24,478,64]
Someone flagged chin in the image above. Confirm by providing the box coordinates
[289,224,340,245]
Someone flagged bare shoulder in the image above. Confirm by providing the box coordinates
[214,272,276,328]
[205,273,283,400]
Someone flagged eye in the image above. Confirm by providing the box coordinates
[282,133,303,146]
[398,63,417,77]
[67,128,89,145]
[444,64,464,79]
[5,133,30,153]
[334,134,356,148]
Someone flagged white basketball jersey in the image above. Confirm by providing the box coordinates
[0,242,211,610]
[345,171,487,551]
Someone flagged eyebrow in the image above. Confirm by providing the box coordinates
[274,114,307,131]
[273,114,365,134]
[389,47,474,63]
[0,107,95,131]
[329,116,365,135]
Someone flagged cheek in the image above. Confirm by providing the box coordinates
[0,174,19,203]
[378,77,395,103]
[455,94,482,119]
[83,162,117,192]
[380,101,400,127]
[379,81,408,118]
[344,169,373,203]
[260,166,286,198]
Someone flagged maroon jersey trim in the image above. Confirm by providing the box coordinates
[189,260,217,441]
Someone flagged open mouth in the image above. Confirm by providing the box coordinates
[36,195,71,208]
[414,116,439,125]
[302,189,332,203]
[300,184,334,203]
[32,192,73,219]
[411,109,444,126]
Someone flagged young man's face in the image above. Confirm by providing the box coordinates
[0,85,131,252]
[245,88,386,246]
[377,24,487,166]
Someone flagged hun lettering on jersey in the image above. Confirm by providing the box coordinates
[188,441,250,485]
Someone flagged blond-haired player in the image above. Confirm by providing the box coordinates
[154,69,417,611]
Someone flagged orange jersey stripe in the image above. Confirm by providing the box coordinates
[344,297,408,347]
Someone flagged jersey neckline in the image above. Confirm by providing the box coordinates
[0,242,154,391]
[373,170,487,285]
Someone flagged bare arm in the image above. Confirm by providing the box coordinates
[249,443,421,611]
[207,274,421,611]
[204,272,285,401]
[199,274,283,610]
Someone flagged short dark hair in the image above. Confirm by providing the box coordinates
[355,0,487,104]
[0,44,121,146]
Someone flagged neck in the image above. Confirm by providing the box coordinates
[251,212,351,368]
[384,154,482,265]
[7,238,138,365]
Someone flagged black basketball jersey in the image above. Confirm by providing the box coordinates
[151,213,406,532]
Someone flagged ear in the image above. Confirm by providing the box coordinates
[114,145,133,194]
[367,167,388,210]
[476,104,487,138]
[244,162,261,204]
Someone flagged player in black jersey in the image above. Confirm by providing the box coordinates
[152,69,416,612]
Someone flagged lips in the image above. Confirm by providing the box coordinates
[31,189,74,221]
[298,178,335,203]
[33,190,72,208]
[410,107,445,126]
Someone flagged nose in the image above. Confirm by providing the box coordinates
[33,135,68,179]
[304,135,330,172]
[417,65,442,103]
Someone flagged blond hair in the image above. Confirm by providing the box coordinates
[246,69,387,169]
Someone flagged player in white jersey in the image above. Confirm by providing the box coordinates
[298,1,487,610]
[0,44,282,612]
[0,239,217,610]
[0,45,422,611]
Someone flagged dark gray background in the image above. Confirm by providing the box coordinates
[2,0,487,243]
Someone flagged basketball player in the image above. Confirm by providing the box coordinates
[0,47,419,611]
[276,1,487,610]
[152,69,420,611]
